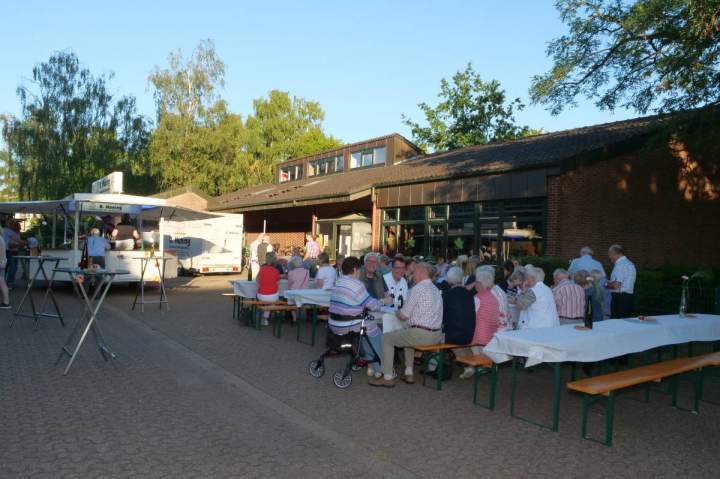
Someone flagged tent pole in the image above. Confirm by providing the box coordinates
[51,213,56,249]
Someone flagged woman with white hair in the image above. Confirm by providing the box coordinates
[441,266,475,345]
[515,265,559,329]
[477,265,512,331]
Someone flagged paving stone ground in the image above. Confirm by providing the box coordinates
[2,274,719,478]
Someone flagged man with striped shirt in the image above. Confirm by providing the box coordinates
[552,268,586,325]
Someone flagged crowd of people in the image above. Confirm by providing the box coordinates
[250,237,638,387]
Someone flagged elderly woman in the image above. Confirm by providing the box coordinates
[442,266,475,345]
[287,256,310,323]
[515,265,560,329]
[478,265,512,331]
[506,267,526,329]
[456,268,502,378]
[315,252,337,290]
[329,256,392,378]
[256,252,281,326]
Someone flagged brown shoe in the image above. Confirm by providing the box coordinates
[401,374,415,385]
[368,377,396,388]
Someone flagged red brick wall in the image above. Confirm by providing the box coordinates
[547,145,720,267]
[245,231,306,255]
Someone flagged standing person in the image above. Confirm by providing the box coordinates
[0,233,11,309]
[359,252,385,299]
[256,252,281,326]
[607,244,636,318]
[3,219,23,288]
[87,228,110,268]
[369,262,443,388]
[575,270,604,323]
[314,252,337,290]
[568,246,606,278]
[514,265,560,329]
[112,214,140,250]
[248,234,263,278]
[552,268,586,325]
[383,258,409,309]
[304,233,320,260]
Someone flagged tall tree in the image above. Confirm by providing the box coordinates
[403,63,537,152]
[2,52,154,199]
[0,148,18,201]
[245,90,342,183]
[530,0,720,115]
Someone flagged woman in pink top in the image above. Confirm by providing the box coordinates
[286,256,310,323]
[472,277,501,345]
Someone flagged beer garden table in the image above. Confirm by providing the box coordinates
[482,314,720,431]
[55,267,129,375]
[10,255,66,329]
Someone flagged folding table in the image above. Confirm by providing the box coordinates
[10,255,66,329]
[55,267,129,375]
[131,255,171,312]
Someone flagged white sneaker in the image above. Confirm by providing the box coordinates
[459,366,475,379]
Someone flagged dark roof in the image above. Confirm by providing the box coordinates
[212,114,666,212]
[152,186,212,201]
[277,133,421,167]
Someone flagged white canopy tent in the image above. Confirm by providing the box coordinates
[0,193,225,282]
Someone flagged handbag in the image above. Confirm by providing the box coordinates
[78,241,89,269]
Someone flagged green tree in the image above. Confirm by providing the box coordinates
[0,148,18,200]
[402,63,535,152]
[245,90,341,183]
[2,52,154,200]
[530,0,720,115]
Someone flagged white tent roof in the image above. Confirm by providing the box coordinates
[0,193,222,221]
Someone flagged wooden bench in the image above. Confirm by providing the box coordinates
[257,304,297,337]
[456,354,497,410]
[415,343,480,391]
[221,293,241,320]
[567,352,720,446]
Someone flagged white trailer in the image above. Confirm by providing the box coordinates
[164,213,244,275]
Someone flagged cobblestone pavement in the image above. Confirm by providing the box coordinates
[2,275,719,478]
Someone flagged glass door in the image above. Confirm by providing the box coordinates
[336,224,352,257]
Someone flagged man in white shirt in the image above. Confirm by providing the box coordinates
[369,262,443,388]
[607,244,637,318]
[248,234,263,278]
[314,252,337,290]
[383,258,408,309]
[515,265,560,329]
[568,246,606,278]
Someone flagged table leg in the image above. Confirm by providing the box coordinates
[10,258,37,326]
[310,306,318,346]
[41,261,65,326]
[552,362,561,432]
[509,357,562,432]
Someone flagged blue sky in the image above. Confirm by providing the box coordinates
[0,0,637,144]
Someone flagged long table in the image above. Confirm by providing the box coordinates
[231,279,316,299]
[482,314,720,431]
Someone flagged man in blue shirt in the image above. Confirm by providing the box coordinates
[568,246,606,278]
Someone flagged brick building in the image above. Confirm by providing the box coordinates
[210,112,720,267]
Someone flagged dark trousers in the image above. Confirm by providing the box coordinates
[610,292,635,319]
[5,250,18,286]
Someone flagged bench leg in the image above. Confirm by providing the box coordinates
[510,357,518,417]
[471,364,497,410]
[581,395,590,439]
[605,392,616,446]
[436,350,445,391]
[489,364,498,410]
[310,306,318,347]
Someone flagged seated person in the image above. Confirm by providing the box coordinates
[315,252,337,290]
[256,252,281,326]
[443,266,476,345]
[497,260,515,292]
[359,252,385,299]
[552,268,586,325]
[514,265,560,329]
[383,258,409,309]
[369,262,443,388]
[329,257,391,378]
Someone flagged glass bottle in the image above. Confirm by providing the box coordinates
[679,275,689,317]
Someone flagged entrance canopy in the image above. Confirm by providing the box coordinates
[0,193,219,222]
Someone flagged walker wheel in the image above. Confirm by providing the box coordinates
[308,360,325,378]
[333,369,352,389]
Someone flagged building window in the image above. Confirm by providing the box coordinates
[350,146,386,169]
[279,165,303,183]
[309,155,344,177]
[380,198,545,262]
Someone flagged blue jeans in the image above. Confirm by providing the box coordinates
[362,332,382,367]
[5,251,18,287]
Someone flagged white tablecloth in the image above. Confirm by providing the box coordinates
[483,314,720,367]
[283,288,332,308]
[230,279,315,298]
[369,306,408,333]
